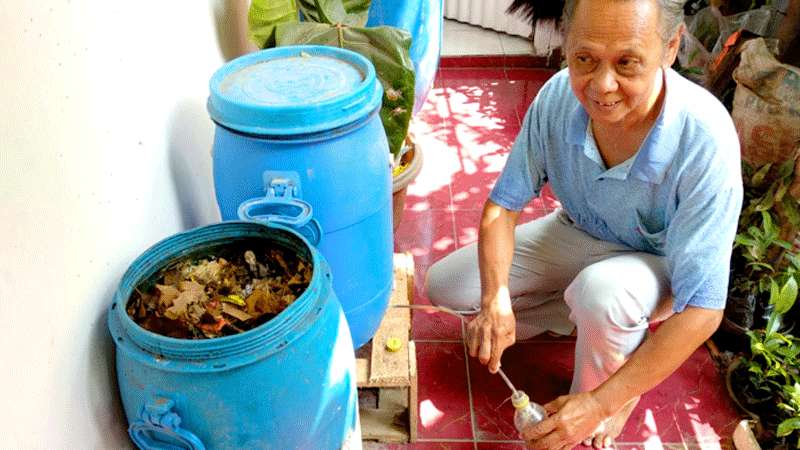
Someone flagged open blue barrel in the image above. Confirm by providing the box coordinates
[108,219,360,449]
[208,46,393,349]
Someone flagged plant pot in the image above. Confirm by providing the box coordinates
[392,134,424,232]
[725,357,766,441]
[716,291,761,353]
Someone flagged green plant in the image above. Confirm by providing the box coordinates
[733,278,800,448]
[731,158,800,305]
[247,0,415,161]
[727,156,800,447]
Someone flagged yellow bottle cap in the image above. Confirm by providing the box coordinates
[385,337,402,352]
[511,391,530,409]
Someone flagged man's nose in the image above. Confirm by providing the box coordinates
[591,65,618,94]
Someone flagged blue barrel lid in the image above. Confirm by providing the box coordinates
[208,45,383,136]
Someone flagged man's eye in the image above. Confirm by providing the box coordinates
[576,56,592,64]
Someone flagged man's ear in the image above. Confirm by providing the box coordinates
[663,23,685,68]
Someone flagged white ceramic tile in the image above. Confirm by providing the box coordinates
[500,33,533,55]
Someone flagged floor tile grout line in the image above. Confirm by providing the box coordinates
[460,319,479,445]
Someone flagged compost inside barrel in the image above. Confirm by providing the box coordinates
[126,242,312,339]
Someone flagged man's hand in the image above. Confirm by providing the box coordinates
[466,292,515,373]
[520,392,607,449]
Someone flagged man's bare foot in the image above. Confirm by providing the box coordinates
[581,396,640,448]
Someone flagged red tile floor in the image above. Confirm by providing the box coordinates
[378,66,743,449]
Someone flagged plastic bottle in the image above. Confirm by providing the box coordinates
[512,390,547,433]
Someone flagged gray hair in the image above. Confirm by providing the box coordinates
[561,0,686,44]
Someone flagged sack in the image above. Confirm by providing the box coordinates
[681,5,784,83]
[732,38,800,167]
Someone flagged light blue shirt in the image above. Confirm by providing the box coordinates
[490,68,743,312]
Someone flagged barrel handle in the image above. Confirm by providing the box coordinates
[237,171,323,246]
[128,397,205,450]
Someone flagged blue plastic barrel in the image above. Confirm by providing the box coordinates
[108,220,359,449]
[208,45,393,349]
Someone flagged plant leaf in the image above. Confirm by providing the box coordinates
[745,261,773,271]
[735,234,758,246]
[779,158,795,179]
[771,278,781,306]
[275,23,415,158]
[297,0,368,26]
[750,162,772,187]
[783,195,800,229]
[762,211,778,239]
[754,189,775,211]
[776,182,789,203]
[342,0,371,26]
[777,276,798,315]
[297,0,345,24]
[249,0,299,48]
[777,417,800,437]
[747,226,763,240]
[788,253,800,270]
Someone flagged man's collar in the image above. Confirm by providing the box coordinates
[628,68,683,184]
[566,68,685,184]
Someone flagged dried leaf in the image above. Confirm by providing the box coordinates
[165,281,207,320]
[244,250,258,273]
[156,284,180,307]
[222,303,253,322]
[245,289,282,316]
[128,246,310,339]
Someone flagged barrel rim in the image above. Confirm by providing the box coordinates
[109,221,329,363]
[207,45,383,136]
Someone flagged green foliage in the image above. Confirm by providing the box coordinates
[732,158,800,447]
[248,0,299,49]
[296,0,369,26]
[247,0,415,160]
[741,281,800,446]
[731,159,800,298]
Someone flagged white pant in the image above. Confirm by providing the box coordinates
[424,210,673,393]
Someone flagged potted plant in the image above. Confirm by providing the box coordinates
[724,157,800,341]
[247,0,423,230]
[723,156,800,448]
[726,274,800,449]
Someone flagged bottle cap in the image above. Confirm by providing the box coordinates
[511,391,530,409]
[385,337,402,352]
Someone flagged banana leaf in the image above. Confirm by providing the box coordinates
[248,0,299,48]
[249,0,371,48]
[297,0,370,26]
[342,0,371,24]
[275,22,414,158]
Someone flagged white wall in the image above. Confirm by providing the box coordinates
[0,1,255,447]
[443,0,532,37]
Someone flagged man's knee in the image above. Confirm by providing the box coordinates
[564,263,646,331]
[424,262,447,305]
[423,258,481,311]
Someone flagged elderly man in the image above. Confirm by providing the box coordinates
[425,0,742,448]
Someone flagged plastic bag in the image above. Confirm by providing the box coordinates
[680,5,784,80]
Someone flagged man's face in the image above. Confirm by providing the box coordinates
[565,0,668,128]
